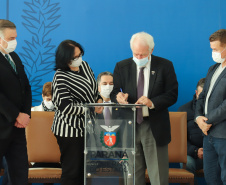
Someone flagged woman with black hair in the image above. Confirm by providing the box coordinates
[51,40,102,185]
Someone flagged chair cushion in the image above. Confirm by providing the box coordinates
[169,168,194,179]
[28,168,62,179]
[145,168,194,182]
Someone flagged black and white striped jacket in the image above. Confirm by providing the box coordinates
[51,61,99,137]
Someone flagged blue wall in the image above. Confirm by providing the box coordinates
[0,0,225,109]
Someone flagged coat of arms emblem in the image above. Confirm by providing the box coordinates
[100,125,119,149]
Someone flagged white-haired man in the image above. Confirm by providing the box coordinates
[111,32,178,185]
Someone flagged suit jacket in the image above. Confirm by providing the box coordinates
[0,52,32,139]
[195,63,226,138]
[111,55,178,146]
[178,95,203,158]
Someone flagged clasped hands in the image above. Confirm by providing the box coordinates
[197,148,203,159]
[196,116,212,135]
[116,92,152,107]
[14,112,30,128]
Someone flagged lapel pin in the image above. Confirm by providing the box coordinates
[151,71,155,75]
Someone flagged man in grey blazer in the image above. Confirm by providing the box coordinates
[111,32,178,185]
[195,29,226,184]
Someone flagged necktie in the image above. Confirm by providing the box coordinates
[137,67,144,124]
[5,54,17,73]
[104,102,111,126]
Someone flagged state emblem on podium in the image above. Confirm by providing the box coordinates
[100,125,120,149]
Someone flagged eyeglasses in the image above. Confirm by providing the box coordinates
[72,53,82,61]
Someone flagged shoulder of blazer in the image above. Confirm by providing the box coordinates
[9,52,21,61]
[116,55,173,69]
[208,63,220,72]
[178,99,193,112]
[151,55,173,66]
[205,63,220,78]
[116,57,133,68]
[9,51,18,58]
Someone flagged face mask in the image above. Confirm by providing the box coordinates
[212,48,226,63]
[44,100,55,110]
[100,85,114,98]
[133,55,150,67]
[0,37,17,53]
[70,56,83,67]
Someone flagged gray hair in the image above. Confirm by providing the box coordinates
[130,32,155,52]
[97,71,113,85]
[0,19,16,37]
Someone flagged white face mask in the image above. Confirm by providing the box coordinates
[100,85,114,98]
[212,48,226,63]
[70,56,83,67]
[0,37,17,53]
[44,100,55,110]
[133,55,150,67]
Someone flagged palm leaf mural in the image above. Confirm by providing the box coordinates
[19,0,61,105]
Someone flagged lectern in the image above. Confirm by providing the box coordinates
[84,103,138,185]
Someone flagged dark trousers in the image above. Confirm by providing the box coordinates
[204,135,226,185]
[0,127,28,185]
[55,135,84,185]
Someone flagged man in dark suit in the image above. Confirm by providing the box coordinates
[0,19,32,185]
[97,71,114,120]
[195,29,226,185]
[88,72,114,148]
[178,78,205,179]
[111,32,178,185]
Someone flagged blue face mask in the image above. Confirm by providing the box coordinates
[133,55,150,67]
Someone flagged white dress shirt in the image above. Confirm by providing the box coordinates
[31,104,44,111]
[136,57,154,117]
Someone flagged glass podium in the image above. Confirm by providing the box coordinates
[84,103,137,185]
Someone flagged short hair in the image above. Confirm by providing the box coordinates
[42,82,52,97]
[0,19,16,37]
[209,29,226,46]
[196,78,205,89]
[97,71,113,85]
[130,32,155,52]
[54,40,84,71]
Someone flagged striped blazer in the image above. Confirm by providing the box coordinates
[51,61,99,137]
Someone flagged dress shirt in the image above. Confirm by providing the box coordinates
[136,57,154,117]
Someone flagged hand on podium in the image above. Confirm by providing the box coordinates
[95,98,104,114]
